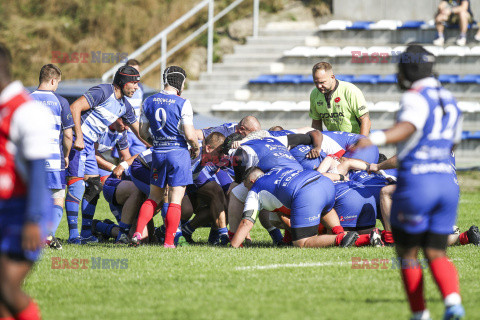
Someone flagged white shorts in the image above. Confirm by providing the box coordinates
[50,188,66,199]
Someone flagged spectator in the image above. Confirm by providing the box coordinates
[433,0,473,46]
[309,62,371,136]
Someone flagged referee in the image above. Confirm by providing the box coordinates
[309,62,371,136]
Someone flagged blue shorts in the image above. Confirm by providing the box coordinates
[129,159,150,195]
[47,170,64,190]
[103,177,122,207]
[0,199,46,262]
[391,172,459,235]
[290,176,335,229]
[194,167,233,193]
[151,149,193,188]
[67,141,98,178]
[334,181,381,228]
[344,145,379,164]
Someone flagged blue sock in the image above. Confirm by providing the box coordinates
[161,202,169,219]
[208,227,219,244]
[109,203,122,223]
[96,221,116,238]
[217,227,228,236]
[118,221,131,235]
[51,205,64,236]
[268,227,283,244]
[182,221,196,236]
[174,226,183,245]
[65,180,85,239]
[81,194,99,238]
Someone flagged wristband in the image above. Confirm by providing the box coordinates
[119,161,129,170]
[369,131,387,146]
[110,164,117,172]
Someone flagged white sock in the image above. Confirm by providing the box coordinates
[445,292,462,307]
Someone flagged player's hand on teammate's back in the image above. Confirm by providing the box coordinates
[22,222,42,251]
[73,137,85,151]
[306,147,322,159]
[351,138,372,151]
[190,147,200,159]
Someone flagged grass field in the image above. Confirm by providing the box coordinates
[26,172,480,320]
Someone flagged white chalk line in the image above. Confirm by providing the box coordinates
[235,261,348,271]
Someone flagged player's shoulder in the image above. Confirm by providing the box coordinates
[53,92,69,106]
[339,80,363,95]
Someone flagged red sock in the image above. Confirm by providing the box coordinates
[401,267,426,313]
[334,233,345,246]
[135,199,157,235]
[0,317,14,320]
[429,257,460,299]
[332,226,344,235]
[355,234,370,247]
[164,203,181,246]
[458,231,469,245]
[15,300,41,320]
[317,223,325,235]
[282,230,292,243]
[381,230,395,244]
[228,230,235,241]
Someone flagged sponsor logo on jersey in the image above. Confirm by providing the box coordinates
[319,112,345,119]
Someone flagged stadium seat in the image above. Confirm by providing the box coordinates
[296,101,310,111]
[438,74,459,84]
[457,101,480,113]
[392,46,407,55]
[372,101,400,112]
[284,46,316,57]
[270,101,298,112]
[467,131,480,139]
[318,20,353,30]
[276,74,302,84]
[335,74,354,82]
[314,46,342,57]
[369,20,402,30]
[461,131,470,140]
[249,75,277,84]
[300,74,314,84]
[243,101,271,112]
[457,74,480,84]
[351,74,379,84]
[377,74,397,83]
[398,20,426,29]
[211,101,245,112]
[338,46,368,57]
[367,46,392,55]
[439,46,470,56]
[423,45,444,56]
[346,21,374,30]
[467,46,480,56]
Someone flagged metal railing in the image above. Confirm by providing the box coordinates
[101,0,260,87]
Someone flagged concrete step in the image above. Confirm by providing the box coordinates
[223,54,283,64]
[188,80,247,91]
[245,35,312,45]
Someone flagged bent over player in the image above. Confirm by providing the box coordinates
[356,45,464,320]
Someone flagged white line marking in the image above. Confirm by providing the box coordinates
[235,261,347,271]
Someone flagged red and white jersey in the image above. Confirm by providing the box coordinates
[0,81,52,199]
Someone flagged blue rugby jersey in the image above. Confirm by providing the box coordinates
[202,122,237,139]
[141,90,193,151]
[81,84,137,144]
[96,129,129,154]
[396,77,463,174]
[30,90,74,172]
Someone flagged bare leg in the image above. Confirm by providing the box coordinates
[294,234,337,248]
[379,184,395,231]
[0,256,34,316]
[227,192,244,233]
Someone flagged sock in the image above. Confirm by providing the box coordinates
[458,231,469,245]
[437,32,444,38]
[332,226,345,235]
[460,33,466,38]
[96,222,116,238]
[335,233,345,246]
[317,223,325,235]
[65,179,85,239]
[283,229,292,243]
[429,257,461,305]
[164,203,181,246]
[267,227,283,244]
[174,225,183,245]
[80,194,99,237]
[0,317,14,320]
[14,300,41,320]
[182,221,196,236]
[161,202,169,219]
[401,266,426,313]
[218,227,228,236]
[355,234,370,247]
[228,230,235,241]
[118,221,131,235]
[51,205,63,236]
[381,230,395,244]
[109,203,122,223]
[135,199,158,235]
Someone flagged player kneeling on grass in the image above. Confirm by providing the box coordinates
[230,167,359,248]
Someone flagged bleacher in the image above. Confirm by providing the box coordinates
[183,18,480,166]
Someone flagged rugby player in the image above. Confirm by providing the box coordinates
[355,45,465,320]
[30,64,74,249]
[0,43,52,320]
[132,66,200,248]
[66,65,148,244]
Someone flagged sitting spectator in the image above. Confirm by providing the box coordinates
[433,0,473,46]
